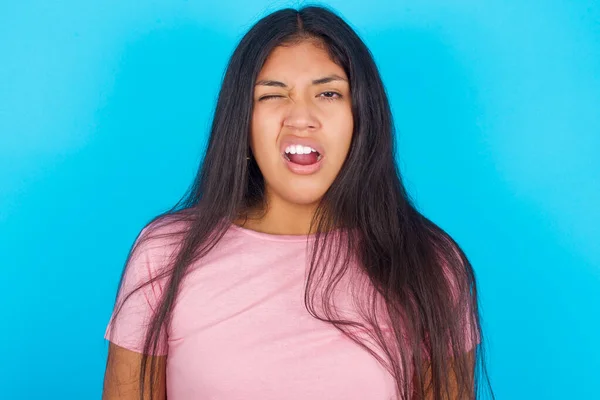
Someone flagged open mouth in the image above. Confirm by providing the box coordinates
[283,151,322,165]
[282,144,323,166]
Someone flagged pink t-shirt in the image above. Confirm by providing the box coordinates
[104,222,476,399]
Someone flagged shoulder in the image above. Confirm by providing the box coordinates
[125,214,191,279]
[135,215,190,254]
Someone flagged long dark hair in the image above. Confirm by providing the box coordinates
[106,5,493,399]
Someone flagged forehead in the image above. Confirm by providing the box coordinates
[257,40,346,79]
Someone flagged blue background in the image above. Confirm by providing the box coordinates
[1,0,598,398]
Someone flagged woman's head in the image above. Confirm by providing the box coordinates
[251,39,353,207]
[196,5,396,229]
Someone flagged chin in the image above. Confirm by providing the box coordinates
[280,188,328,206]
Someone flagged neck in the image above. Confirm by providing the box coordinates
[235,195,320,236]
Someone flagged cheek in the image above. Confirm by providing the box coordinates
[335,110,354,154]
[251,108,280,149]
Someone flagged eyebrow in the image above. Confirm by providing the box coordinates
[255,74,348,87]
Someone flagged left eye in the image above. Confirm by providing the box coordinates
[319,91,342,100]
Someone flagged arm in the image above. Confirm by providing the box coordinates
[422,349,476,400]
[102,342,167,400]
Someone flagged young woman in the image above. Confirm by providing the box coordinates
[103,5,493,400]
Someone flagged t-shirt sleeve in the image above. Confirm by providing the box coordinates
[104,228,169,355]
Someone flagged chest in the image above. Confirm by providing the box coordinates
[163,245,398,399]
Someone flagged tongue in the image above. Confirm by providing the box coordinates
[288,152,319,165]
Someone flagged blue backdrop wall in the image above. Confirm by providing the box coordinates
[1,1,598,398]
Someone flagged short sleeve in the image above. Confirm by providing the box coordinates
[104,228,169,355]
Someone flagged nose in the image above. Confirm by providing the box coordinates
[282,97,321,131]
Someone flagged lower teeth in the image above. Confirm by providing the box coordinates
[283,154,322,162]
[282,153,322,163]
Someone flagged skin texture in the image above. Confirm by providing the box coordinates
[242,39,354,236]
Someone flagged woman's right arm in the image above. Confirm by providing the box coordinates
[102,342,167,400]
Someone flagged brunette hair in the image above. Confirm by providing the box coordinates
[106,5,494,399]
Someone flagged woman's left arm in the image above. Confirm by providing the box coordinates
[421,349,476,400]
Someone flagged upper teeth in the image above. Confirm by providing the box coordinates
[284,145,318,155]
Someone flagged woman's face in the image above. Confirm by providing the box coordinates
[250,40,354,208]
